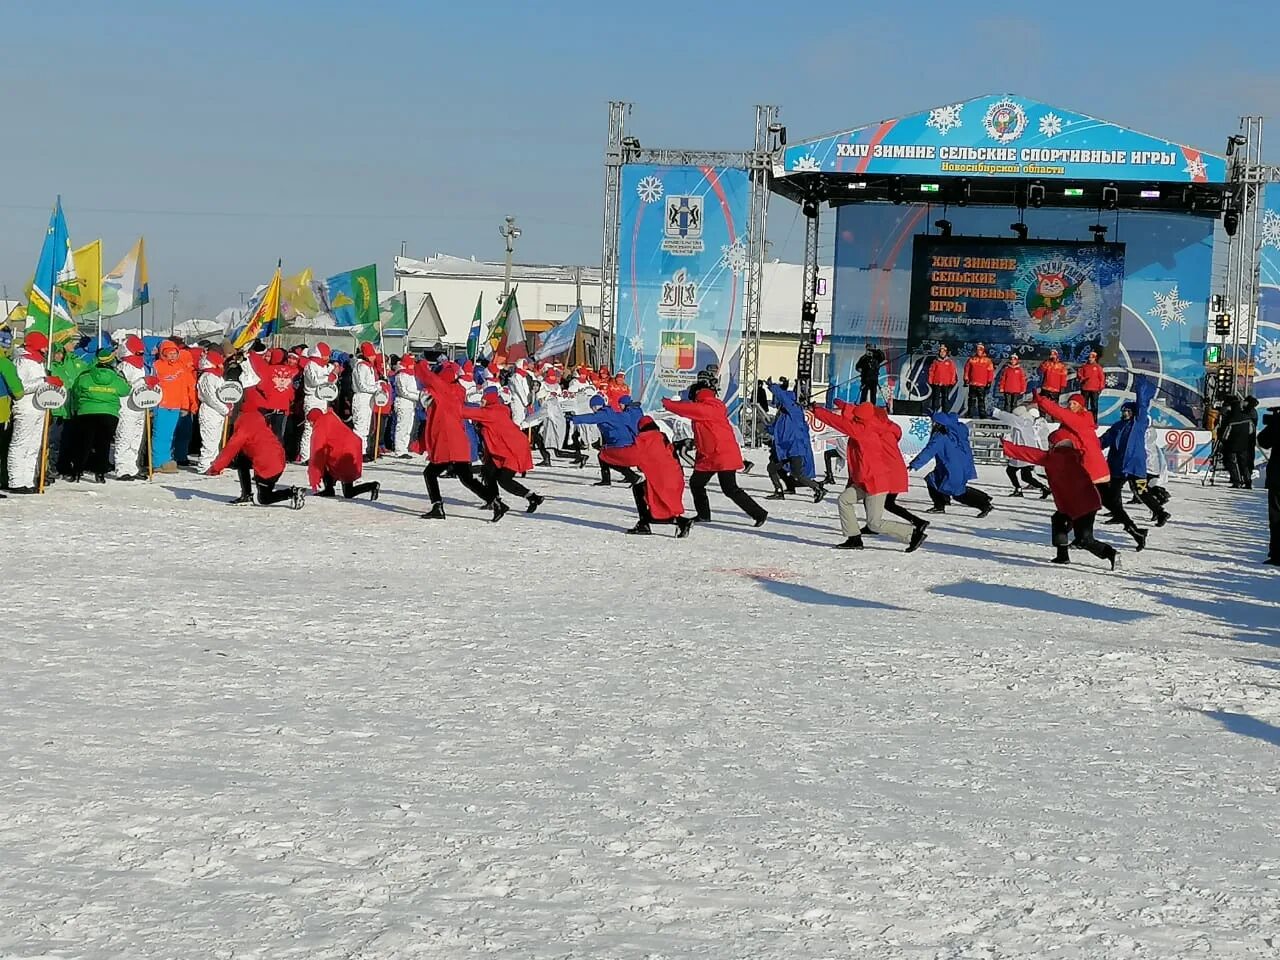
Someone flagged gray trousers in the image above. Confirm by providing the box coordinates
[836,484,913,542]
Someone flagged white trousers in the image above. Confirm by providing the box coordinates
[114,409,145,477]
[195,407,227,472]
[392,399,415,456]
[836,485,912,542]
[350,393,374,456]
[298,397,328,463]
[6,404,45,489]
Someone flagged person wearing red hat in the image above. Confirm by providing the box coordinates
[600,416,693,537]
[195,351,232,473]
[305,408,379,500]
[298,343,336,463]
[208,406,303,508]
[390,354,420,458]
[112,334,150,480]
[350,342,379,460]
[1076,350,1105,421]
[662,383,767,527]
[245,346,295,443]
[461,387,544,521]
[417,360,495,520]
[5,331,61,492]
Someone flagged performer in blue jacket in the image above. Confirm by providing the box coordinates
[908,412,994,516]
[1099,375,1169,528]
[570,393,641,486]
[765,383,825,502]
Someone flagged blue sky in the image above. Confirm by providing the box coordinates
[4,0,1278,320]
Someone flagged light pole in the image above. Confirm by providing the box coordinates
[498,215,521,304]
[169,285,179,337]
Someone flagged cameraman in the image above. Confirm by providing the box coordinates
[1257,405,1279,566]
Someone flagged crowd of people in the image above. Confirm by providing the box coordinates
[919,342,1107,419]
[3,326,1259,567]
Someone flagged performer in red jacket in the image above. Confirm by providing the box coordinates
[305,408,380,500]
[1003,433,1120,569]
[208,407,303,508]
[462,387,544,521]
[662,384,767,526]
[997,354,1028,411]
[1075,350,1105,421]
[927,345,958,413]
[1038,349,1069,402]
[600,417,693,537]
[962,344,996,418]
[416,360,495,520]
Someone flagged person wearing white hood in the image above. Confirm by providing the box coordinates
[391,354,420,458]
[992,402,1051,498]
[113,334,150,480]
[5,331,60,493]
[195,351,232,473]
[298,342,336,463]
[350,341,379,460]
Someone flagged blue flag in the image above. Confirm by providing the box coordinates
[534,306,581,361]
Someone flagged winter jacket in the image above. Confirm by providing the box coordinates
[1002,439,1102,520]
[154,346,198,413]
[0,354,23,423]
[813,403,907,495]
[306,408,364,489]
[197,371,231,418]
[1038,359,1069,393]
[927,357,957,387]
[908,412,978,496]
[245,350,295,413]
[417,365,475,464]
[352,357,378,396]
[661,395,744,472]
[573,406,639,449]
[993,407,1047,467]
[856,349,885,385]
[1258,413,1279,490]
[963,352,995,388]
[998,362,1028,396]
[209,407,286,479]
[767,384,815,476]
[1077,362,1105,393]
[49,353,90,418]
[1035,394,1109,483]
[462,393,534,473]
[1099,376,1156,479]
[600,426,687,521]
[70,365,130,416]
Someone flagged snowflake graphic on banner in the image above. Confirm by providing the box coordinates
[1183,157,1208,180]
[1261,209,1280,250]
[636,176,664,204]
[628,334,645,354]
[908,417,933,442]
[926,103,964,136]
[721,240,748,274]
[1257,336,1280,374]
[1105,372,1120,388]
[1148,286,1193,329]
[1038,113,1063,138]
[792,154,821,172]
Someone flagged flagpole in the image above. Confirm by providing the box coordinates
[38,197,60,495]
[95,239,103,346]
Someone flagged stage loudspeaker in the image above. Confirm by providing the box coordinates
[1028,183,1045,208]
[1103,185,1119,210]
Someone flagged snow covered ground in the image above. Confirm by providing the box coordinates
[2,457,1278,960]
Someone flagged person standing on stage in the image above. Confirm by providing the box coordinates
[927,345,957,413]
[1076,350,1106,421]
[856,343,886,405]
[998,354,1028,411]
[963,343,995,419]
[1038,349,1069,403]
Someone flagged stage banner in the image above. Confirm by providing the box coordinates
[830,203,1216,427]
[907,236,1125,359]
[615,164,749,415]
[779,94,1226,184]
[1253,187,1280,408]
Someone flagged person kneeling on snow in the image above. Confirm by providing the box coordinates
[599,416,693,537]
[208,407,304,509]
[305,408,380,500]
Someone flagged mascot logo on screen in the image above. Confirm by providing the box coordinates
[983,98,1028,144]
[1013,259,1095,343]
[1026,269,1083,331]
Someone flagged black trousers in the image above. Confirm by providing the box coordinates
[1041,389,1061,404]
[1051,510,1116,562]
[858,380,878,405]
[530,425,551,463]
[321,474,377,498]
[966,386,990,419]
[930,384,953,413]
[1225,449,1253,488]
[1268,485,1280,560]
[690,469,766,522]
[481,462,531,501]
[53,417,76,475]
[1082,390,1100,419]
[70,413,119,476]
[1006,465,1049,493]
[1099,479,1139,532]
[823,449,843,480]
[235,456,293,504]
[1002,392,1021,411]
[264,411,287,445]
[926,477,992,511]
[600,458,641,485]
[768,455,822,494]
[884,493,925,526]
[423,460,491,505]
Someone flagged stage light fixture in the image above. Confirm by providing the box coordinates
[1215,313,1232,336]
[956,179,971,206]
[1089,224,1108,245]
[935,219,953,237]
[1224,210,1240,236]
[889,179,904,204]
[1183,188,1199,212]
[1010,222,1028,241]
[768,122,787,146]
[1028,183,1045,209]
[1211,294,1224,313]
[1102,185,1119,210]
[802,198,819,218]
[1226,134,1247,157]
[621,135,641,151]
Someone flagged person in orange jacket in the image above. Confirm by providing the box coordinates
[151,339,198,473]
[1075,350,1106,421]
[963,343,996,418]
[1038,349,1069,402]
[927,345,957,413]
[997,354,1028,411]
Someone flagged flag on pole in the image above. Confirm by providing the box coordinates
[229,266,282,350]
[495,293,527,361]
[316,264,378,328]
[101,237,150,317]
[58,240,103,317]
[280,268,319,320]
[485,289,520,357]
[26,197,80,344]
[534,306,582,361]
[351,291,406,345]
[465,293,483,360]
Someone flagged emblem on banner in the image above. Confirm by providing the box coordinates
[983,98,1028,144]
[661,195,705,255]
[656,330,699,390]
[657,268,700,319]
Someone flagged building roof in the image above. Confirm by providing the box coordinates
[395,253,602,285]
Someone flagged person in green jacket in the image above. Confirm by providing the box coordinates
[0,349,24,492]
[66,348,131,482]
[50,343,90,478]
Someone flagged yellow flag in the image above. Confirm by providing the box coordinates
[281,268,318,319]
[59,240,103,316]
[231,267,282,350]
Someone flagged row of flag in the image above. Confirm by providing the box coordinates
[4,197,149,343]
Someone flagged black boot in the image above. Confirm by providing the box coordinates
[1008,488,1024,497]
[834,535,865,550]
[229,494,254,506]
[1051,546,1070,564]
[526,493,544,513]
[490,499,510,523]
[625,521,652,535]
[675,516,693,538]
[765,491,786,501]
[813,486,827,504]
[421,501,446,520]
[906,525,928,553]
[1127,525,1147,551]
